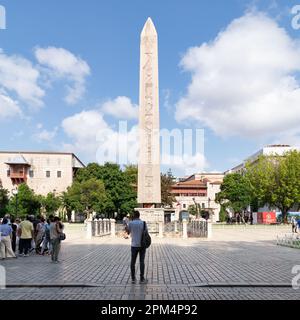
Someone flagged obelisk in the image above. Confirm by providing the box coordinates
[137,18,163,223]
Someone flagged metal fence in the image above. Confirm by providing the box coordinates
[187,220,208,238]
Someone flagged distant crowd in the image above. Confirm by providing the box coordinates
[0,214,65,263]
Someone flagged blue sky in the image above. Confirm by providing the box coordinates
[0,0,300,176]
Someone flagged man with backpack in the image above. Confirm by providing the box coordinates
[126,211,150,284]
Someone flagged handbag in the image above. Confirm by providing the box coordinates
[141,221,151,248]
[59,233,66,241]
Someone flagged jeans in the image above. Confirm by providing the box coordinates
[51,238,61,261]
[130,246,146,280]
[19,238,32,255]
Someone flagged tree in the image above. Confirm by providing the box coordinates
[8,183,41,218]
[188,204,197,216]
[216,173,251,215]
[124,165,138,185]
[40,192,62,216]
[161,169,176,207]
[75,163,137,217]
[65,178,108,218]
[0,181,9,217]
[247,151,300,223]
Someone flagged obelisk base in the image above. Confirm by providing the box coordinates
[135,207,164,233]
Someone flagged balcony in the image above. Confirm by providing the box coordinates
[10,171,26,179]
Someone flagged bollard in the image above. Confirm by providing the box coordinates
[207,220,212,239]
[86,218,93,239]
[182,219,188,239]
[110,219,116,238]
[158,221,163,238]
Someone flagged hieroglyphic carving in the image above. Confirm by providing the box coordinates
[138,18,161,204]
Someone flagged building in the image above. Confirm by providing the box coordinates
[0,151,85,196]
[225,145,300,174]
[171,173,224,222]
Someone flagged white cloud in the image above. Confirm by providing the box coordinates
[175,12,300,140]
[0,49,44,107]
[61,107,207,175]
[0,90,22,119]
[33,126,58,142]
[35,47,90,105]
[101,96,138,119]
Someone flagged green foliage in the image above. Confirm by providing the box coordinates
[74,163,137,217]
[8,183,41,218]
[65,178,107,217]
[188,204,197,216]
[40,192,62,216]
[216,173,251,214]
[161,169,176,207]
[246,151,300,223]
[219,205,227,222]
[0,182,9,217]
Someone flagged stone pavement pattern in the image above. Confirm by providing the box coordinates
[1,224,300,300]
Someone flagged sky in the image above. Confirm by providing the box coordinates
[1,0,300,177]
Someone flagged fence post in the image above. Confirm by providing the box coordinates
[174,221,178,233]
[207,220,212,238]
[182,219,188,239]
[158,221,163,238]
[110,219,116,238]
[86,218,93,239]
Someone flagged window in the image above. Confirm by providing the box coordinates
[46,171,50,178]
[29,170,34,178]
[7,170,10,177]
[202,203,205,209]
[183,204,186,209]
[57,171,62,178]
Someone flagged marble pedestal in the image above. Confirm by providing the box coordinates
[136,207,164,222]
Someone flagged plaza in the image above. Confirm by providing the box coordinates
[1,224,299,300]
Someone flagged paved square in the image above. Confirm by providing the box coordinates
[0,224,299,300]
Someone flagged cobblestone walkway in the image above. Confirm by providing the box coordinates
[1,224,299,300]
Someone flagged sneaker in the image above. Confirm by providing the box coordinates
[24,254,29,257]
[131,278,136,284]
[140,278,148,284]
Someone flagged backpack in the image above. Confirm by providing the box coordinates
[141,221,151,249]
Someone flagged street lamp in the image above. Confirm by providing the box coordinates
[12,188,18,217]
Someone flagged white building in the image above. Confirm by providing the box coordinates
[225,145,300,174]
[0,151,85,196]
[171,173,224,222]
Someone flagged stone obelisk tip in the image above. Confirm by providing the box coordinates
[141,17,157,37]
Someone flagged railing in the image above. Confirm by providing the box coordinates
[188,220,208,238]
[277,234,300,249]
[86,218,212,239]
[89,219,113,238]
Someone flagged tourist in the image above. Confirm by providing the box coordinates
[123,214,130,239]
[35,217,46,253]
[291,216,297,233]
[41,217,53,255]
[125,211,148,284]
[18,215,34,257]
[0,218,16,259]
[50,217,64,263]
[10,217,18,253]
[15,218,21,252]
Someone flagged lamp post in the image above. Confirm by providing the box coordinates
[12,188,18,217]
